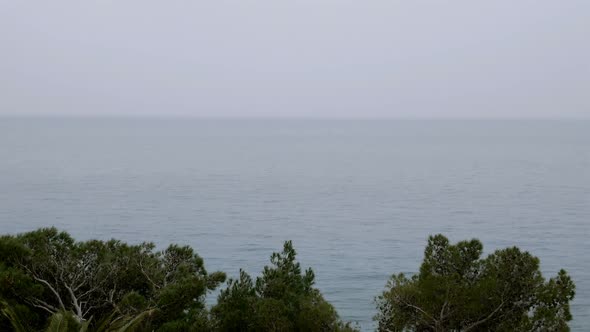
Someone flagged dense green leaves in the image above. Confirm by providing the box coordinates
[0,229,576,331]
[211,241,357,332]
[0,228,225,331]
[375,234,576,332]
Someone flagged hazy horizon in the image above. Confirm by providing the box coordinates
[1,114,589,120]
[1,1,589,118]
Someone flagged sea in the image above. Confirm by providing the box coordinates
[0,117,588,330]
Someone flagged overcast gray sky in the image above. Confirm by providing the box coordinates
[1,1,588,118]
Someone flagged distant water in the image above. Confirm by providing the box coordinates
[0,118,588,330]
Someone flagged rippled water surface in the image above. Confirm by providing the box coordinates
[1,118,588,330]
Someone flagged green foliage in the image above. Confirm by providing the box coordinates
[0,229,577,331]
[1,302,154,332]
[1,300,29,332]
[211,241,358,332]
[0,228,225,331]
[107,308,156,332]
[45,311,82,332]
[375,234,576,332]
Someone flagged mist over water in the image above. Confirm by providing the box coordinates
[1,118,588,330]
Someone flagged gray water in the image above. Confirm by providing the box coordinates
[1,118,588,330]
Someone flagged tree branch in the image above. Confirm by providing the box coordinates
[25,298,58,315]
[33,277,66,311]
[394,295,437,329]
[64,283,83,320]
[463,300,504,332]
[440,300,448,322]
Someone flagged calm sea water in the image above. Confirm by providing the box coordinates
[0,118,588,330]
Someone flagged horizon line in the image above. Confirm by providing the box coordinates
[1,114,589,121]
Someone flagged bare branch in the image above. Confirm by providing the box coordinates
[64,283,83,319]
[139,259,160,290]
[25,298,58,315]
[32,277,66,311]
[31,303,57,315]
[440,300,448,322]
[463,301,505,332]
[394,295,438,329]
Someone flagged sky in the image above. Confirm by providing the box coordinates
[0,1,588,118]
